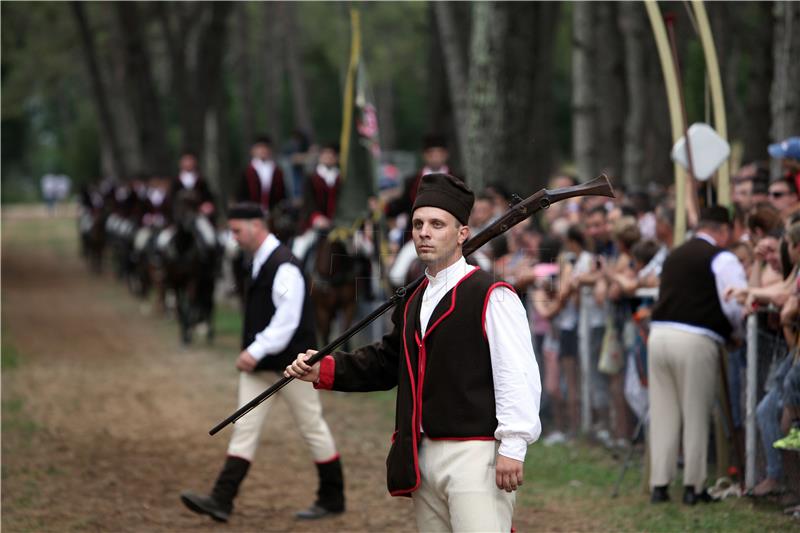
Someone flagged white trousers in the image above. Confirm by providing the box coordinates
[648,326,719,490]
[413,437,515,533]
[227,371,338,463]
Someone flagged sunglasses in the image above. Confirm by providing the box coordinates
[769,190,790,198]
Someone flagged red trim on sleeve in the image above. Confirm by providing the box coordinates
[313,355,336,390]
[482,282,516,339]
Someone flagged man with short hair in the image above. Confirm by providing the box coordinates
[648,206,746,505]
[286,174,542,531]
[236,136,287,211]
[767,177,800,218]
[768,136,800,191]
[180,203,345,522]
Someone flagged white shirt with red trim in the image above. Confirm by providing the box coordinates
[420,257,542,462]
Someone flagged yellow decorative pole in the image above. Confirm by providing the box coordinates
[338,8,361,182]
[691,0,731,207]
[645,0,688,245]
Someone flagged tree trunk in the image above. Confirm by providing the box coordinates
[620,1,647,188]
[464,1,505,191]
[236,3,255,153]
[433,1,469,165]
[594,2,625,181]
[771,1,800,177]
[71,1,128,180]
[282,2,315,141]
[262,2,284,144]
[114,2,170,174]
[740,2,773,164]
[572,2,598,183]
[188,2,232,167]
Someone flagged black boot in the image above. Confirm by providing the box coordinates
[181,456,250,522]
[650,485,670,503]
[296,457,345,519]
[682,485,718,505]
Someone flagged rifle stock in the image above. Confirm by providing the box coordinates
[209,174,614,435]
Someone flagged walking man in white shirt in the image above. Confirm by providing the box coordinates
[286,173,542,532]
[181,203,345,522]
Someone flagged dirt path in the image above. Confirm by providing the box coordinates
[1,206,583,532]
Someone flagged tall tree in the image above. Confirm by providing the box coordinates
[283,2,316,141]
[619,1,647,187]
[71,1,127,180]
[433,1,469,166]
[114,2,170,173]
[262,2,284,144]
[236,3,255,156]
[770,1,800,161]
[571,2,598,183]
[464,1,504,190]
[594,2,625,180]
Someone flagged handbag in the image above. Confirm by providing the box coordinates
[598,316,624,375]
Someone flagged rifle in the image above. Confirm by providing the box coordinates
[210,174,614,436]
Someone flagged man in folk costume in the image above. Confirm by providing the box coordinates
[290,143,342,264]
[181,203,345,522]
[302,143,341,232]
[236,136,287,211]
[166,149,219,258]
[168,149,217,221]
[648,206,746,505]
[287,174,542,531]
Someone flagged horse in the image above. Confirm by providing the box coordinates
[159,189,221,344]
[307,228,363,346]
[78,194,107,274]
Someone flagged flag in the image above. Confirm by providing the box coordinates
[335,8,381,227]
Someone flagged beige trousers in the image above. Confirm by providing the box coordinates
[227,371,338,463]
[412,437,515,533]
[647,326,719,490]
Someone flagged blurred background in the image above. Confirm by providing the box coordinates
[2,1,798,203]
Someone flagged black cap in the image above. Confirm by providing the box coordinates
[422,134,447,151]
[699,205,732,226]
[412,173,474,225]
[228,202,265,220]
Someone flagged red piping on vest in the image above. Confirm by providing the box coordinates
[482,282,516,339]
[391,267,481,496]
[390,279,427,497]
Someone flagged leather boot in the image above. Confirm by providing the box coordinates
[296,457,345,519]
[181,456,250,522]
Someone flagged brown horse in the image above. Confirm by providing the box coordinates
[308,230,359,345]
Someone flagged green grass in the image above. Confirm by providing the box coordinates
[215,303,243,339]
[521,439,793,532]
[2,333,22,370]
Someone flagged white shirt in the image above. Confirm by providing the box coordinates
[179,171,198,189]
[246,233,306,361]
[420,257,542,462]
[252,158,275,193]
[316,164,340,188]
[652,232,747,343]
